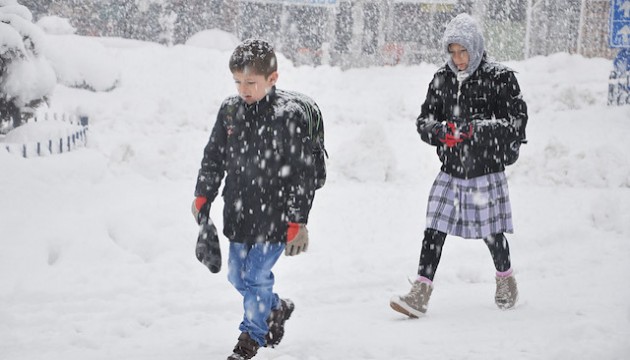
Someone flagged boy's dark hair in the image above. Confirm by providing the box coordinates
[229,39,277,77]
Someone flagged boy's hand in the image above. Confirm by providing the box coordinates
[191,196,209,225]
[285,223,308,256]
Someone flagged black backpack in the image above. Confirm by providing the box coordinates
[504,117,527,166]
[293,94,327,189]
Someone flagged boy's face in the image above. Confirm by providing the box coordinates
[232,71,278,105]
[448,43,469,71]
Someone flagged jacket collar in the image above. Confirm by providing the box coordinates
[445,53,487,81]
[243,86,277,115]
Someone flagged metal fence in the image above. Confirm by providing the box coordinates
[1,113,89,158]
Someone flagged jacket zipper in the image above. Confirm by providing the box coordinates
[456,71,470,179]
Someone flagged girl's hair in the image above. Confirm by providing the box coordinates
[229,39,277,77]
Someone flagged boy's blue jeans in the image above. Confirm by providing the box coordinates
[227,242,284,347]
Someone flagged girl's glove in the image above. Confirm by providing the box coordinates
[439,121,473,147]
[285,223,308,256]
[455,122,474,139]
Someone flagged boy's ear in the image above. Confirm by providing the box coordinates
[267,71,279,85]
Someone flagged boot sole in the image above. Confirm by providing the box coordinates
[227,355,246,360]
[496,294,519,310]
[389,297,424,319]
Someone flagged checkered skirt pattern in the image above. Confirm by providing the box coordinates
[426,171,513,239]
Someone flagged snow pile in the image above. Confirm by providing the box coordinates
[36,15,76,35]
[334,121,397,182]
[185,28,240,52]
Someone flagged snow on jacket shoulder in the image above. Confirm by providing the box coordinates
[416,57,528,179]
[195,87,318,244]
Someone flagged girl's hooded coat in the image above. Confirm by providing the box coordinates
[416,14,528,179]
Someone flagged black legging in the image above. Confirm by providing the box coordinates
[417,229,512,281]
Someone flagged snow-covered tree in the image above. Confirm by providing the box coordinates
[0,0,55,133]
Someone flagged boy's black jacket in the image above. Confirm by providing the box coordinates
[416,57,528,179]
[195,87,318,244]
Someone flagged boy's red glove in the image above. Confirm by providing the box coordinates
[286,222,308,256]
[191,196,209,224]
[287,222,300,241]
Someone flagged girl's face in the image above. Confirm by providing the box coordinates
[448,43,469,71]
[232,70,278,105]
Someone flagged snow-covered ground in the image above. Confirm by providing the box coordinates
[1,31,629,360]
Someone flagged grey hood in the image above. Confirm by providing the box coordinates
[443,13,485,77]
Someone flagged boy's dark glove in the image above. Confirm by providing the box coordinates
[191,196,209,225]
[285,223,308,256]
[196,213,221,273]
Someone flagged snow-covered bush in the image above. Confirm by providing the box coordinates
[33,14,120,93]
[41,34,121,93]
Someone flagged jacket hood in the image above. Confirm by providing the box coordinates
[443,13,485,77]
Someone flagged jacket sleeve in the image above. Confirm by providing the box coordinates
[416,73,445,146]
[472,70,528,145]
[194,106,227,203]
[285,105,318,224]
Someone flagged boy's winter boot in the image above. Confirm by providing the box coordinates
[389,279,433,318]
[495,273,518,309]
[265,298,295,347]
[227,332,259,360]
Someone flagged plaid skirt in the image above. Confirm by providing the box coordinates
[426,171,513,239]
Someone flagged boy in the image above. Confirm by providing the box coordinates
[192,39,323,359]
[390,13,528,317]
